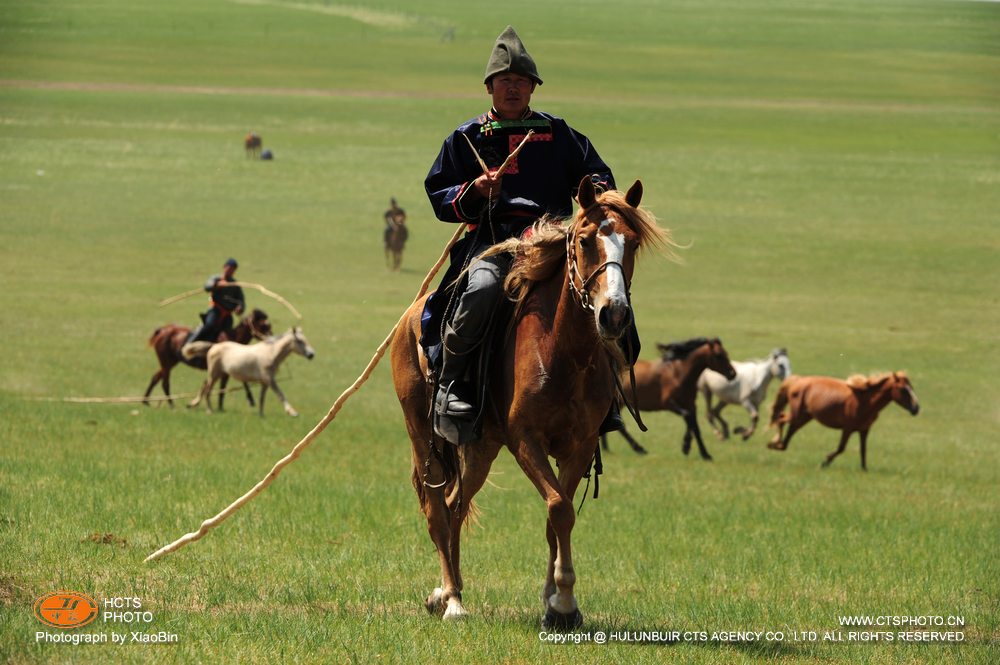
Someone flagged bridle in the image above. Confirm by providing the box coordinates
[565,205,648,433]
[245,315,271,341]
[565,205,631,312]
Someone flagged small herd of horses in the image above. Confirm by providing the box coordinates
[143,178,920,629]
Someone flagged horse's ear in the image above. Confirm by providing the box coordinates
[625,180,643,208]
[577,176,596,209]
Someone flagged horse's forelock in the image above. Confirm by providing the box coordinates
[592,190,672,254]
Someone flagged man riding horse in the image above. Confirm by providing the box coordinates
[181,258,246,359]
[383,197,407,249]
[423,26,638,444]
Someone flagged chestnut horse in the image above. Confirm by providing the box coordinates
[602,338,736,459]
[143,309,271,407]
[244,132,262,157]
[391,179,669,627]
[767,371,920,470]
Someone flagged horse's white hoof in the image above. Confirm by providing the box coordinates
[442,598,468,621]
[425,588,446,616]
[286,408,299,417]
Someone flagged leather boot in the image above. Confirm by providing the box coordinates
[599,401,624,434]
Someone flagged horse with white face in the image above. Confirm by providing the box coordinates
[698,347,792,440]
[188,327,315,416]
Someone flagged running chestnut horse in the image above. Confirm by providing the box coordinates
[391,179,670,627]
[144,309,271,408]
[602,338,736,459]
[767,371,920,470]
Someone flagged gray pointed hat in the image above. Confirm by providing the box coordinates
[483,26,543,85]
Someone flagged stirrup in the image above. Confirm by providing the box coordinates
[433,381,477,445]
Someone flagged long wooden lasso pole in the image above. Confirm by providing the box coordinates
[145,223,466,563]
[159,282,302,321]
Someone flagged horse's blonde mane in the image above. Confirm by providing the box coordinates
[475,189,676,310]
[846,371,905,390]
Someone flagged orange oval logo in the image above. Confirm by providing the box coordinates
[33,591,99,629]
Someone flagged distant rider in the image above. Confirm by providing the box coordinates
[181,258,245,358]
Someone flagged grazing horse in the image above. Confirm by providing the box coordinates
[244,132,262,157]
[188,327,315,417]
[144,309,271,407]
[385,221,409,271]
[767,371,920,470]
[602,338,736,459]
[698,347,791,441]
[391,179,669,627]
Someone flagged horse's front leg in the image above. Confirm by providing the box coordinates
[822,430,853,468]
[268,376,298,417]
[705,395,728,440]
[686,413,713,461]
[513,437,586,629]
[858,429,870,471]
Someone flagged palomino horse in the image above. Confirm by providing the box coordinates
[698,347,791,441]
[385,221,409,271]
[188,327,315,417]
[602,338,736,459]
[244,132,262,158]
[391,178,669,627]
[767,371,919,470]
[144,309,271,407]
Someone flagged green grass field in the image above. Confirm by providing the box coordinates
[1,0,998,662]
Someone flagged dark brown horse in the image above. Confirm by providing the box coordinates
[143,308,271,407]
[385,221,408,271]
[768,371,919,470]
[602,338,736,459]
[391,179,670,627]
[244,132,262,158]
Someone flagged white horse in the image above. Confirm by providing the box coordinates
[188,327,315,417]
[698,348,791,440]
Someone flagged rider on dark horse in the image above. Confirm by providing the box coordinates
[423,26,637,444]
[384,198,407,250]
[181,258,246,359]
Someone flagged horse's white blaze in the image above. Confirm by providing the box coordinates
[598,219,628,303]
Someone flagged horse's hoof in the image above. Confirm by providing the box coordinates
[821,460,830,468]
[542,607,583,631]
[635,447,648,456]
[701,454,714,462]
[425,588,445,616]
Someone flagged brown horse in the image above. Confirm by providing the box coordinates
[391,178,669,627]
[602,338,736,459]
[767,371,920,470]
[244,132,262,157]
[143,309,271,407]
[385,221,409,271]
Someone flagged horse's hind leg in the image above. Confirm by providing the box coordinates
[144,369,163,406]
[735,400,758,440]
[218,374,229,412]
[822,430,853,468]
[410,438,466,620]
[243,382,255,407]
[618,426,648,455]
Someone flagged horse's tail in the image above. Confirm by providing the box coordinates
[149,328,161,346]
[181,341,213,360]
[769,378,792,428]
